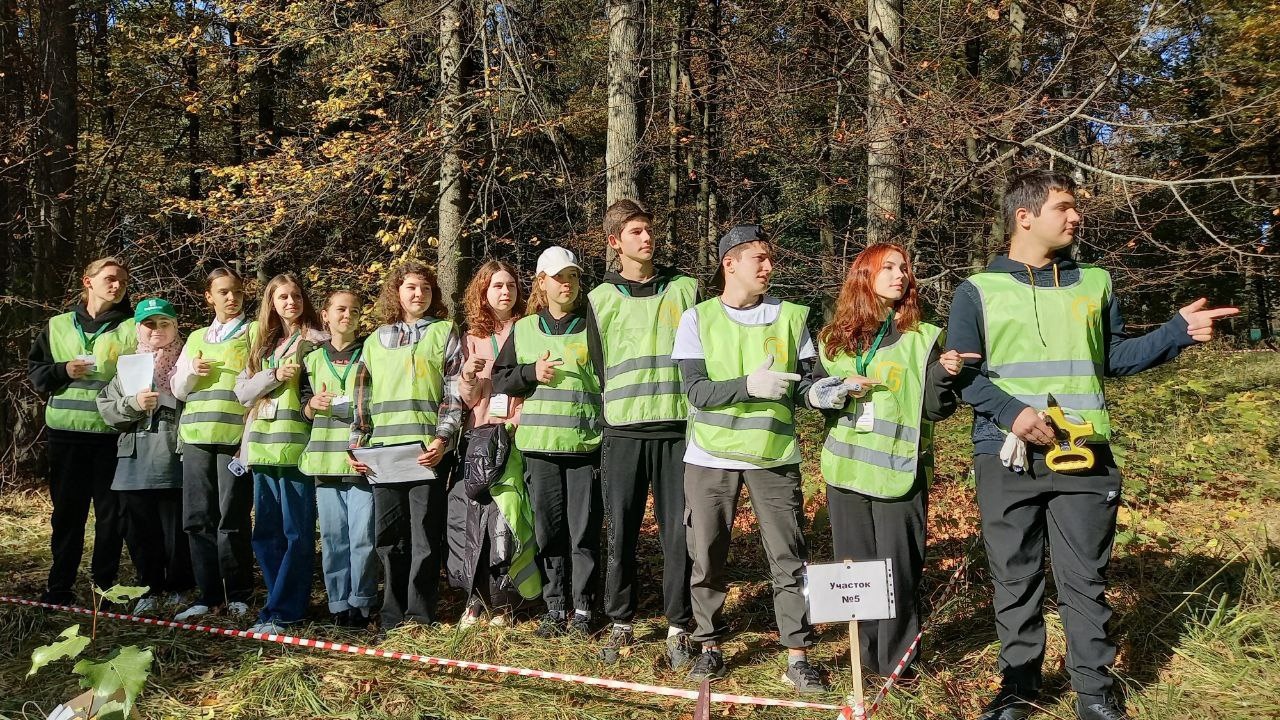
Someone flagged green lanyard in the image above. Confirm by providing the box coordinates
[219,316,248,341]
[855,316,894,377]
[538,314,582,335]
[489,334,500,358]
[323,345,361,389]
[266,330,302,369]
[72,316,111,354]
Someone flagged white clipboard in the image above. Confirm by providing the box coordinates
[349,441,433,483]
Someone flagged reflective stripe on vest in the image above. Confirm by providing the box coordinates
[969,266,1112,441]
[298,345,361,477]
[45,313,138,433]
[512,315,601,454]
[362,321,451,447]
[177,323,252,445]
[818,323,941,498]
[688,299,808,464]
[587,276,697,426]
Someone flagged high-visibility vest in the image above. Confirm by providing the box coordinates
[490,443,542,600]
[818,323,941,498]
[362,321,452,447]
[968,266,1112,441]
[512,314,601,454]
[45,312,137,433]
[687,299,808,464]
[244,333,312,467]
[298,344,362,477]
[587,275,696,426]
[177,320,252,446]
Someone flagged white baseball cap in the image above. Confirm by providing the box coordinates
[535,246,582,277]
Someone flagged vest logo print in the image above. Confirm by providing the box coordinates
[563,341,589,366]
[762,336,789,367]
[657,299,682,330]
[1071,295,1100,326]
[875,360,905,393]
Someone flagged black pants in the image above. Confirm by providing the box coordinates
[47,436,123,597]
[827,476,928,675]
[182,443,254,606]
[525,451,601,615]
[974,448,1122,698]
[601,434,692,627]
[121,488,194,596]
[373,457,453,628]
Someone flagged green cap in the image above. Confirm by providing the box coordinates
[134,297,177,323]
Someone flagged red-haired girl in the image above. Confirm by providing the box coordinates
[809,242,973,681]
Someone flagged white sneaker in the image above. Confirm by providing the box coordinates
[133,597,158,616]
[488,614,508,627]
[248,621,286,635]
[460,608,483,628]
[226,601,250,618]
[175,603,212,621]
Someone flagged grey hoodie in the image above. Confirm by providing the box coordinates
[96,375,184,491]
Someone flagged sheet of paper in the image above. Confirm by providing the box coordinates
[350,442,433,483]
[116,352,156,396]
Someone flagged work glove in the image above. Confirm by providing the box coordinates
[806,376,851,410]
[999,431,1028,474]
[745,355,802,401]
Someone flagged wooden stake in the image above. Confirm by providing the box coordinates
[849,618,865,718]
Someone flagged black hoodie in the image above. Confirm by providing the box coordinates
[946,254,1194,455]
[28,298,135,443]
[584,266,695,440]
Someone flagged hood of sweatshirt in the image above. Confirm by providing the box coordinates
[600,266,681,294]
[72,298,135,333]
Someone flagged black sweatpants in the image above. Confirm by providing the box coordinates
[974,447,1122,698]
[525,451,601,615]
[182,443,254,606]
[601,434,692,628]
[47,436,123,598]
[121,488,194,596]
[373,456,453,628]
[827,475,928,676]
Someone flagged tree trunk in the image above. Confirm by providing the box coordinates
[437,0,471,317]
[606,0,643,229]
[696,0,721,274]
[666,0,691,252]
[988,0,1024,249]
[865,0,903,247]
[228,22,243,167]
[34,0,77,298]
[185,0,201,203]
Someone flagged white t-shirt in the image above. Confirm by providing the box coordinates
[671,296,815,470]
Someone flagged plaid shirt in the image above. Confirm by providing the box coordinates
[349,318,465,450]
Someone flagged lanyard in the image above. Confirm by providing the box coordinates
[323,345,361,388]
[72,316,111,354]
[855,316,894,377]
[489,333,500,358]
[538,314,582,336]
[219,316,248,341]
[266,330,301,369]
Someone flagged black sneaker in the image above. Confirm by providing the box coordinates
[977,687,1036,720]
[782,659,829,695]
[567,612,594,638]
[666,631,697,671]
[598,625,634,663]
[40,590,76,606]
[687,649,726,682]
[535,612,566,638]
[1077,697,1127,720]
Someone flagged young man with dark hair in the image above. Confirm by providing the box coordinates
[670,224,828,694]
[947,170,1237,720]
[586,199,699,668]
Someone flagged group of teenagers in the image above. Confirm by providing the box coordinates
[27,170,1238,720]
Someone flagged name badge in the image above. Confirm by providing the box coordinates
[330,396,351,417]
[488,393,510,418]
[853,400,875,432]
[259,398,278,420]
[76,353,97,372]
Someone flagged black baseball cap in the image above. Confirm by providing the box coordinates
[717,224,769,262]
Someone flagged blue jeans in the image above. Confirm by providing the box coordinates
[316,481,378,614]
[251,466,315,624]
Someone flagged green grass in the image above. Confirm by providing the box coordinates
[1,347,1277,719]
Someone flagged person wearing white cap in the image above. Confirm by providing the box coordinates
[491,246,604,638]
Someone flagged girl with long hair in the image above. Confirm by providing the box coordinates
[348,261,465,630]
[235,273,327,632]
[808,242,972,681]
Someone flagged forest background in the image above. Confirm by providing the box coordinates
[2,0,1279,476]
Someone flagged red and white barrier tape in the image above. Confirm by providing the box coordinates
[0,595,848,714]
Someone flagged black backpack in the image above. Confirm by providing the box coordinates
[462,423,512,502]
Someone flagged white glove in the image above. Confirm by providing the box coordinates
[806,376,850,410]
[745,355,802,401]
[999,431,1028,474]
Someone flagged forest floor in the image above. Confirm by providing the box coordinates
[0,347,1277,720]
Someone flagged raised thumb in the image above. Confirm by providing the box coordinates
[540,350,551,361]
[195,350,203,360]
[755,354,775,373]
[321,382,328,394]
[1182,297,1208,314]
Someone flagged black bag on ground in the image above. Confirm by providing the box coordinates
[462,423,512,502]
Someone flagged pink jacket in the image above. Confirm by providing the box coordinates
[460,320,522,431]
